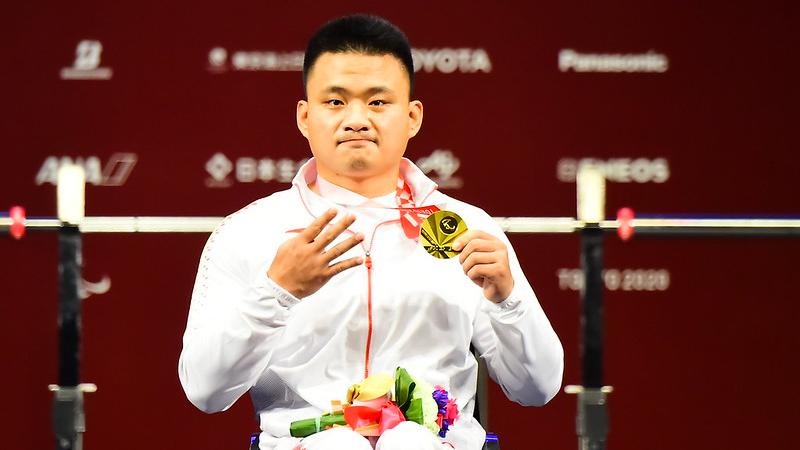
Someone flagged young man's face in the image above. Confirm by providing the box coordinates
[297,52,423,188]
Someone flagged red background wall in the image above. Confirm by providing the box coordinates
[2,1,799,449]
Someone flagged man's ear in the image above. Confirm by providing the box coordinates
[297,100,309,139]
[408,100,423,138]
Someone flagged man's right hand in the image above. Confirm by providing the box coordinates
[267,208,364,299]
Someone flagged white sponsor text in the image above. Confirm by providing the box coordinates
[557,268,671,292]
[557,157,669,183]
[559,49,668,73]
[36,153,137,186]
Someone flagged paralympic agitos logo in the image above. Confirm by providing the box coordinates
[439,216,459,235]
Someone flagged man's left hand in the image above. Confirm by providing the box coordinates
[452,230,514,303]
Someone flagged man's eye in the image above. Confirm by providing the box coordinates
[370,100,387,106]
[326,99,344,106]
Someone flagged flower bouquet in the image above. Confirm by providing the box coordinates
[289,367,459,438]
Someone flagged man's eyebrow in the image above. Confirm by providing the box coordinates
[323,86,350,96]
[364,86,394,96]
[322,86,395,96]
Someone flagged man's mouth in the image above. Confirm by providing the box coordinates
[338,138,375,145]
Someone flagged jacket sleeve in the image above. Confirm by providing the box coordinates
[178,216,299,413]
[471,219,564,406]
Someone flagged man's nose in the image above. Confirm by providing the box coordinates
[342,102,370,132]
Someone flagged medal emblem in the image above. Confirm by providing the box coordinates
[420,211,468,259]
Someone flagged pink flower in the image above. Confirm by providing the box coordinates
[445,399,459,421]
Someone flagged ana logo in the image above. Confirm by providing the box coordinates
[36,153,137,186]
[205,152,308,188]
[60,40,113,80]
[439,216,459,235]
[416,149,463,189]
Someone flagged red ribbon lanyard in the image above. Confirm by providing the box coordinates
[396,177,439,239]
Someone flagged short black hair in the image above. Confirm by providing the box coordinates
[303,14,415,97]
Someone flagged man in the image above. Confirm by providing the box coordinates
[179,14,563,450]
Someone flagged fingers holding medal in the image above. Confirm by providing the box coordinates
[420,211,514,303]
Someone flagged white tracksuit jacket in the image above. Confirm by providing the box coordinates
[179,158,564,450]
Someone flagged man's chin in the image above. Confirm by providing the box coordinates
[347,157,370,171]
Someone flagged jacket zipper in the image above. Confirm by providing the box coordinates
[358,197,436,379]
[363,251,373,378]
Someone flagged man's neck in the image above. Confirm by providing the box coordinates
[314,169,398,199]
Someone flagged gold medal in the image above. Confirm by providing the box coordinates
[420,211,468,259]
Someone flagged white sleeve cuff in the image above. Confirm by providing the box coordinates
[479,283,528,322]
[262,276,301,308]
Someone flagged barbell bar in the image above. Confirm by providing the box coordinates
[3,208,800,239]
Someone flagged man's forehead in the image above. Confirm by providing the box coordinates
[306,51,411,92]
[314,50,404,66]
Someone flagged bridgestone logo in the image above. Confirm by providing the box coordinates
[559,49,668,73]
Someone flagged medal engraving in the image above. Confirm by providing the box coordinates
[420,211,468,259]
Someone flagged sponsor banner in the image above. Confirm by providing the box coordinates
[557,157,669,183]
[411,48,491,73]
[205,153,308,188]
[36,153,138,186]
[207,47,491,74]
[60,40,113,80]
[207,47,304,73]
[416,149,463,189]
[557,267,671,292]
[205,149,464,189]
[558,49,668,73]
[81,275,111,299]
